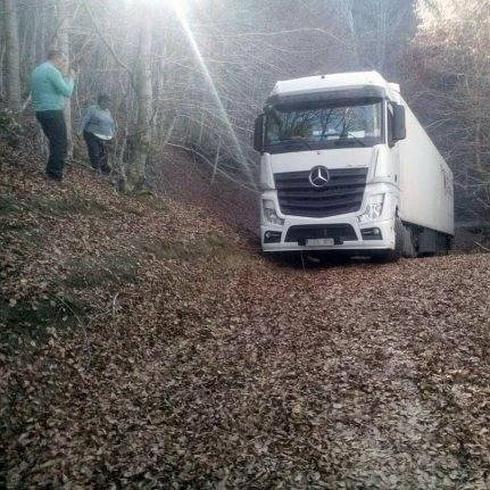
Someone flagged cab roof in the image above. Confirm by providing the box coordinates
[269,71,401,104]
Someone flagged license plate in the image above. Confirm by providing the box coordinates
[306,238,335,247]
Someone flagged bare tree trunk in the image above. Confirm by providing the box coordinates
[340,0,360,69]
[126,10,153,192]
[211,136,221,185]
[3,0,22,111]
[55,0,73,158]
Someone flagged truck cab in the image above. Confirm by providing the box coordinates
[254,71,453,259]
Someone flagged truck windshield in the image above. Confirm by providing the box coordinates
[265,98,383,153]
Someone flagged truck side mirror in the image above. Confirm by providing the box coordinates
[253,114,265,152]
[393,104,406,142]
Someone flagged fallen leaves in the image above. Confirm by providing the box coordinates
[1,146,489,488]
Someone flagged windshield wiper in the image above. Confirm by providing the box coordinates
[274,138,315,151]
[336,131,368,147]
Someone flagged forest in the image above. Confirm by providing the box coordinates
[1,0,489,223]
[1,1,489,487]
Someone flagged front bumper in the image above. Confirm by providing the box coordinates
[261,217,396,253]
[260,184,399,253]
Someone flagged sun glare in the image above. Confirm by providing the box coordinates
[169,0,190,18]
[169,0,257,189]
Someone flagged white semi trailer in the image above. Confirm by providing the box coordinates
[253,71,454,259]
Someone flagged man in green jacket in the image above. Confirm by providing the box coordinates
[31,49,75,181]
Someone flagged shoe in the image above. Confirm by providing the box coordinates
[46,174,63,182]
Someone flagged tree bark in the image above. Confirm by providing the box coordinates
[126,10,153,192]
[3,0,22,111]
[54,0,73,158]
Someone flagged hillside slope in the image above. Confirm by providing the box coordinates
[148,147,259,240]
[1,150,489,488]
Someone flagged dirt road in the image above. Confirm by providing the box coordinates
[1,157,489,488]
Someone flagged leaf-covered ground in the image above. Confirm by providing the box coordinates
[1,150,489,488]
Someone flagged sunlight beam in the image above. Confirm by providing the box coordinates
[171,1,258,191]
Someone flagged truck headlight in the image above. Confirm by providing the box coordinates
[262,199,284,226]
[358,194,385,223]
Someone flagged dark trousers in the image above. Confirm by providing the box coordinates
[83,131,110,175]
[36,110,67,180]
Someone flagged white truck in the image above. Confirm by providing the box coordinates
[253,71,454,259]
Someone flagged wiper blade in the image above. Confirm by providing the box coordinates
[336,132,368,147]
[275,138,315,151]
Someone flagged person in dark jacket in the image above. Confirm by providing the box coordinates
[31,49,75,181]
[79,95,116,176]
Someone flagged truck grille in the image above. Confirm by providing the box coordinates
[286,224,358,243]
[275,167,368,218]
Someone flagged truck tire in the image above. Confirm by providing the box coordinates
[397,218,417,258]
[374,218,416,262]
[437,232,452,255]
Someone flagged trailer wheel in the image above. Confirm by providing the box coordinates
[437,232,452,255]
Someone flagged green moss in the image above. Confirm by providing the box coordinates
[132,193,168,212]
[28,193,110,217]
[0,295,86,353]
[139,232,234,261]
[0,195,23,215]
[63,253,139,289]
[0,225,42,268]
[1,221,33,232]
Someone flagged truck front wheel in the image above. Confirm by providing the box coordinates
[374,218,416,262]
[396,217,417,258]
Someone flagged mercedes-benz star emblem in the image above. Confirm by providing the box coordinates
[309,166,330,188]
